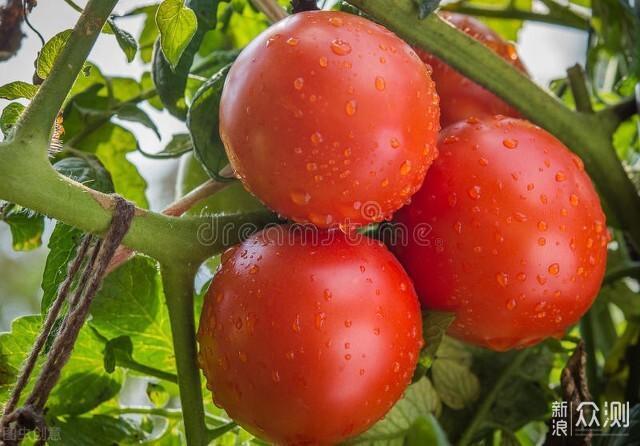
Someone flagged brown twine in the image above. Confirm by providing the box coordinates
[0,196,135,446]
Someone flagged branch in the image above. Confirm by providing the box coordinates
[347,0,640,250]
[251,0,288,22]
[160,264,206,446]
[441,2,590,30]
[567,64,594,113]
[12,0,118,148]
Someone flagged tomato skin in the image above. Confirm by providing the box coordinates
[392,117,608,351]
[175,152,264,216]
[198,226,423,444]
[415,13,526,127]
[220,11,440,228]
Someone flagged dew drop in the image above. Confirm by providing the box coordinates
[306,162,318,172]
[319,56,328,67]
[329,16,344,27]
[290,191,311,205]
[537,221,548,232]
[555,171,567,182]
[570,194,579,207]
[496,272,509,288]
[390,137,401,149]
[344,319,352,328]
[400,160,412,175]
[506,298,517,310]
[272,370,281,383]
[330,39,352,55]
[286,37,299,46]
[293,77,304,90]
[467,185,481,200]
[538,237,546,246]
[310,132,323,145]
[315,312,326,329]
[502,138,518,149]
[548,263,560,275]
[375,76,386,91]
[345,99,357,116]
[249,264,259,275]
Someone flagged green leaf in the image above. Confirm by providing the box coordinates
[594,404,640,446]
[152,0,220,119]
[187,65,232,179]
[89,257,175,373]
[441,345,554,443]
[0,316,122,417]
[156,0,199,69]
[75,124,149,208]
[37,29,73,79]
[432,356,480,410]
[406,415,450,446]
[115,103,160,139]
[54,156,115,193]
[0,81,39,100]
[106,18,138,63]
[1,102,25,137]
[49,415,145,445]
[140,133,192,158]
[422,311,456,362]
[346,377,442,445]
[0,204,44,251]
[141,72,163,110]
[103,335,134,373]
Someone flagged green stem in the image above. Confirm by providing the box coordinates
[457,349,530,446]
[106,407,231,426]
[118,358,178,384]
[441,2,590,30]
[161,264,206,446]
[13,0,118,148]
[579,313,600,400]
[347,0,640,250]
[567,64,594,113]
[63,0,84,13]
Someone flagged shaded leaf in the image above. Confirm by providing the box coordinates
[115,103,160,139]
[0,81,38,100]
[414,0,441,19]
[156,0,198,69]
[0,102,24,137]
[0,204,44,251]
[75,124,148,208]
[106,18,138,63]
[187,64,232,179]
[49,415,145,445]
[37,29,73,79]
[432,355,480,410]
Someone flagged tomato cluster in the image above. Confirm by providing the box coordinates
[197,9,607,445]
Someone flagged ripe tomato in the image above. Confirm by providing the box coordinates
[392,117,608,351]
[175,153,264,216]
[415,13,526,127]
[220,11,440,228]
[198,226,423,444]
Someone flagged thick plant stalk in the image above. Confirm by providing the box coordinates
[161,265,207,446]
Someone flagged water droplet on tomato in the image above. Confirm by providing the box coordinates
[330,39,352,55]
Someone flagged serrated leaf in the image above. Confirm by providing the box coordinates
[106,18,138,63]
[0,81,39,100]
[432,358,480,410]
[0,316,122,417]
[1,102,25,137]
[0,204,45,251]
[187,64,232,179]
[115,103,160,139]
[37,29,73,79]
[75,124,149,208]
[156,0,199,69]
[49,415,145,445]
[89,257,175,373]
[346,377,442,445]
[422,311,455,361]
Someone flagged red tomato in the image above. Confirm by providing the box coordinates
[415,12,527,127]
[220,11,440,228]
[198,226,423,444]
[392,117,608,351]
